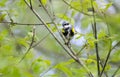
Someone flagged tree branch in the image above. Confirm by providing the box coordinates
[18,26,36,63]
[91,0,100,76]
[112,65,120,77]
[32,33,50,48]
[62,0,92,16]
[0,21,53,26]
[100,41,120,76]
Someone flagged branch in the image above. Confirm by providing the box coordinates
[100,41,120,76]
[99,12,112,77]
[112,65,120,77]
[32,33,50,48]
[62,0,92,16]
[0,21,53,26]
[76,42,87,56]
[18,26,36,63]
[67,44,94,77]
[91,0,100,76]
[40,64,56,77]
[39,0,54,21]
[38,0,67,45]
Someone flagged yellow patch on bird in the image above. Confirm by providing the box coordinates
[62,29,65,32]
[72,28,75,33]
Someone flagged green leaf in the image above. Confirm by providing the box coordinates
[111,50,120,62]
[104,3,112,12]
[98,31,107,40]
[0,14,6,22]
[85,59,96,64]
[56,13,70,21]
[17,38,28,47]
[75,34,82,39]
[56,13,74,25]
[55,64,73,77]
[104,64,111,72]
[82,0,91,12]
[54,59,75,77]
[52,26,57,32]
[93,1,98,9]
[85,33,95,48]
[0,30,8,41]
[31,57,51,74]
[81,17,91,28]
[0,0,7,7]
[70,1,82,11]
[41,0,47,5]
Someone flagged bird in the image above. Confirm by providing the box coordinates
[62,21,75,45]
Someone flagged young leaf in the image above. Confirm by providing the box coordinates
[70,1,82,11]
[0,14,6,22]
[104,3,112,12]
[41,0,47,6]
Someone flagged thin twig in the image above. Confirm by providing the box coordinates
[0,21,53,26]
[38,0,67,45]
[40,64,56,77]
[67,44,93,77]
[62,0,92,16]
[76,43,86,56]
[18,26,36,63]
[91,0,100,76]
[6,12,15,37]
[100,12,112,77]
[39,0,54,21]
[49,0,56,20]
[32,33,50,48]
[100,41,120,76]
[112,65,120,77]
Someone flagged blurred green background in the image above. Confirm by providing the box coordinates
[0,0,120,77]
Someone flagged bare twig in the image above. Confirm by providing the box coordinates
[39,0,54,21]
[112,65,120,77]
[100,41,120,76]
[32,33,50,48]
[49,0,55,20]
[0,21,53,26]
[18,26,36,63]
[6,12,15,37]
[76,43,87,56]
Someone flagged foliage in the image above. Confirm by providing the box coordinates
[0,0,120,77]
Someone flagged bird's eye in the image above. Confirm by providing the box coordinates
[66,23,69,25]
[62,22,69,26]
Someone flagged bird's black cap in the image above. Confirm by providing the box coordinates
[62,21,69,27]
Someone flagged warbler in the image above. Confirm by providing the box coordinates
[62,22,75,44]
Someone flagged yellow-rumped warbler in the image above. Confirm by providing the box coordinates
[62,22,75,44]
